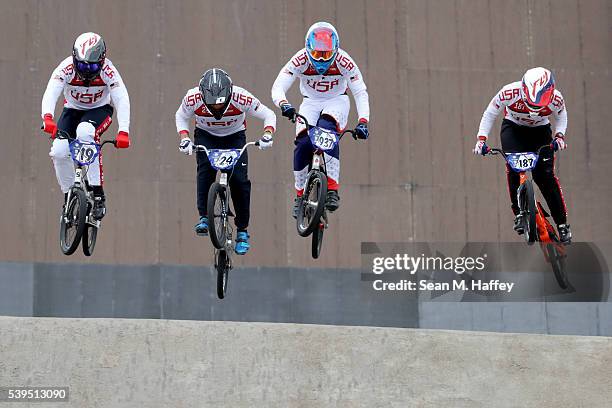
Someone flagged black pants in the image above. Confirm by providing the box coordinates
[57,105,114,138]
[195,128,251,231]
[500,119,567,225]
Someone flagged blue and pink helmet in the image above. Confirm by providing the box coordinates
[305,22,339,75]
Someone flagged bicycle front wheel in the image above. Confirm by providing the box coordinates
[519,180,538,244]
[207,182,228,249]
[82,223,98,257]
[60,188,87,256]
[311,222,324,259]
[216,249,230,299]
[297,171,327,237]
[546,243,569,289]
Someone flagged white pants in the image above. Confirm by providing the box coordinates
[49,122,102,193]
[294,95,349,191]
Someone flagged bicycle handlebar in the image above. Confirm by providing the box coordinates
[486,143,553,157]
[293,112,357,140]
[192,140,259,156]
[54,129,117,148]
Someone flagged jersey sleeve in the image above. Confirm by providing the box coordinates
[235,88,277,132]
[271,49,305,107]
[41,58,70,118]
[477,87,507,138]
[103,60,130,132]
[551,90,568,135]
[175,90,196,134]
[337,51,370,122]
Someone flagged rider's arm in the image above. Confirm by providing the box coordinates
[236,87,276,133]
[551,91,568,136]
[175,91,195,140]
[271,67,296,108]
[339,51,370,123]
[104,60,131,133]
[477,89,506,138]
[41,59,68,118]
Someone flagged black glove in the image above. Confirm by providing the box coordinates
[280,102,296,120]
[355,122,369,139]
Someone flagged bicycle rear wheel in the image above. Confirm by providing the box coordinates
[216,249,230,299]
[311,222,324,259]
[207,182,228,250]
[60,188,87,256]
[519,180,537,244]
[82,223,98,257]
[297,171,327,237]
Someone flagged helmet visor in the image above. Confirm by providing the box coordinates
[76,61,102,75]
[309,49,335,61]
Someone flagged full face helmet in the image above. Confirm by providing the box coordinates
[72,32,106,81]
[199,68,233,120]
[305,22,339,75]
[521,67,555,114]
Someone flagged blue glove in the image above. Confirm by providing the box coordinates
[280,102,296,120]
[355,122,369,139]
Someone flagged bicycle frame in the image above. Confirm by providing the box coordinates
[293,113,355,186]
[488,145,562,245]
[56,130,116,228]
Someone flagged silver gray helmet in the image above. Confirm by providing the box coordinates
[199,68,233,120]
[72,32,106,81]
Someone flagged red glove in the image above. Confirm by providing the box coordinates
[115,131,130,149]
[42,114,57,137]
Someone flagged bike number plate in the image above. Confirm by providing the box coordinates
[507,152,538,172]
[69,141,100,166]
[309,127,337,151]
[208,149,240,170]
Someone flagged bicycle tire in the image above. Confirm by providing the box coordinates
[311,222,324,259]
[82,223,98,257]
[216,249,230,299]
[519,181,538,244]
[546,243,569,289]
[297,171,327,237]
[60,187,87,256]
[207,182,228,250]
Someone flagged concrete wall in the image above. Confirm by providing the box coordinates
[1,317,611,407]
[0,0,610,269]
[1,261,611,336]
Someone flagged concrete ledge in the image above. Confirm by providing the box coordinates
[1,317,611,407]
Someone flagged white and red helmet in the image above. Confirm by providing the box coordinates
[521,67,555,112]
[72,32,106,80]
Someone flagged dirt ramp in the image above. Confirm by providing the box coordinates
[1,317,611,407]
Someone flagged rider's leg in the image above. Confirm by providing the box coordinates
[50,108,81,194]
[500,120,526,231]
[193,128,218,234]
[317,114,341,211]
[319,95,349,212]
[292,100,320,218]
[80,105,114,220]
[227,131,251,233]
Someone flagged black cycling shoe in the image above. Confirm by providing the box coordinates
[292,197,300,219]
[92,196,106,220]
[325,190,340,212]
[558,224,572,244]
[513,214,525,235]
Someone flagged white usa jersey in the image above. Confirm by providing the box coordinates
[478,81,568,137]
[271,48,370,121]
[175,85,276,137]
[41,56,131,132]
